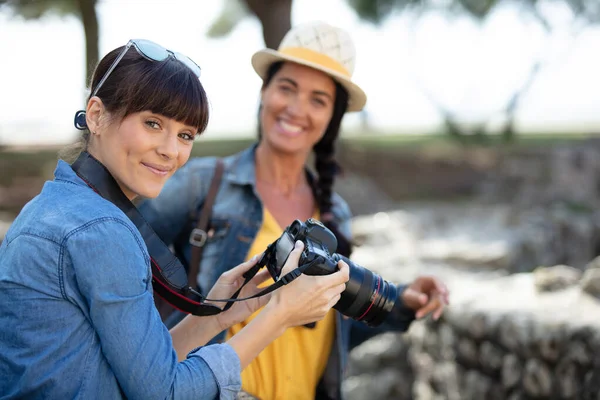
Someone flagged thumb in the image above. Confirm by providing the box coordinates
[279,240,305,276]
[403,288,428,308]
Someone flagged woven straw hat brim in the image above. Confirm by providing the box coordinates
[251,48,367,112]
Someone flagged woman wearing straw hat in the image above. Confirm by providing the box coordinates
[0,38,351,400]
[140,22,449,399]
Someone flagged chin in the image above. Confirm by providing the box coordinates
[271,138,307,155]
[140,187,163,199]
[129,184,163,200]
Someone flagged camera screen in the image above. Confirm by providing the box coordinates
[274,232,295,279]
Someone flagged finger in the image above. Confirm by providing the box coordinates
[415,297,442,319]
[279,241,304,275]
[432,303,445,321]
[335,282,347,295]
[326,293,342,310]
[249,268,273,287]
[230,253,263,276]
[337,260,350,275]
[318,261,350,288]
[442,290,450,305]
[433,280,449,297]
[426,281,449,305]
[404,288,428,306]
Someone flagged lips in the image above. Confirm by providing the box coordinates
[277,119,305,137]
[142,162,173,177]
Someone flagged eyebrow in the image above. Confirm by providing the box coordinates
[276,77,334,101]
[147,112,197,132]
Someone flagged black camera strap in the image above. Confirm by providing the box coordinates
[71,152,226,316]
[204,250,319,304]
[70,152,306,316]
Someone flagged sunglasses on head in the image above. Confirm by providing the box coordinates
[75,39,201,130]
[92,39,201,98]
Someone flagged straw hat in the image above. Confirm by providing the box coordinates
[251,21,367,112]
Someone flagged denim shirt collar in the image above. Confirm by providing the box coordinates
[54,159,87,187]
[224,144,258,187]
[224,143,318,189]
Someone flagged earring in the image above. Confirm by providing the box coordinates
[74,110,88,130]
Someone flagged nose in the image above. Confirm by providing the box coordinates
[157,131,178,160]
[286,93,308,117]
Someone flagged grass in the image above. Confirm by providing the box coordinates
[0,131,594,184]
[342,131,596,151]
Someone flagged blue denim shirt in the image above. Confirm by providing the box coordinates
[139,145,416,400]
[0,160,241,400]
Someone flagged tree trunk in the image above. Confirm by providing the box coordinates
[245,0,292,49]
[77,0,99,87]
[500,60,542,143]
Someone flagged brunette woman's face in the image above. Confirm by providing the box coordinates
[86,98,197,200]
[259,62,336,156]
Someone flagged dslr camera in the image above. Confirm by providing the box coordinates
[262,218,398,326]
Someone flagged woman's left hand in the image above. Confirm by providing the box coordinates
[401,275,450,320]
[205,254,273,331]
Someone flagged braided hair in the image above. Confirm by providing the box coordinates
[258,62,353,257]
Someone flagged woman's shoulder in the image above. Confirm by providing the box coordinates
[173,151,242,182]
[175,146,254,187]
[183,146,252,170]
[4,180,143,260]
[331,191,352,222]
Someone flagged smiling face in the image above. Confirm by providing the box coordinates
[86,99,196,200]
[259,62,336,156]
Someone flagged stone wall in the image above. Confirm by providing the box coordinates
[479,140,600,211]
[409,271,600,400]
[343,265,600,400]
[350,204,600,274]
[342,211,600,400]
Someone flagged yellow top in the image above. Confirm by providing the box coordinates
[226,208,336,400]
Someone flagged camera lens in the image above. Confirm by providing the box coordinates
[333,255,398,326]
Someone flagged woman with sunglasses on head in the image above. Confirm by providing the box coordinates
[0,39,350,400]
[140,23,449,400]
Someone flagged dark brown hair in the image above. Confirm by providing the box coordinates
[259,61,353,257]
[61,44,209,161]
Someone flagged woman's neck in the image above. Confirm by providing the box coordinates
[254,142,310,196]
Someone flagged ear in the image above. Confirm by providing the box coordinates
[85,96,106,135]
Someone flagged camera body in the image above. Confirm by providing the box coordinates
[266,218,340,280]
[263,218,398,327]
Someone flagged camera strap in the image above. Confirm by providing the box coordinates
[71,151,226,316]
[203,251,319,304]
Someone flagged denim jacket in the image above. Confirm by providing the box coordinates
[0,160,241,400]
[139,145,416,400]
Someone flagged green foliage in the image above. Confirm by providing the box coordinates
[460,0,498,18]
[345,0,600,24]
[0,0,78,20]
[345,0,500,23]
[345,0,416,24]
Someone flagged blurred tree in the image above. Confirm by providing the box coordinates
[0,0,98,86]
[346,0,600,143]
[207,0,292,49]
[208,0,599,143]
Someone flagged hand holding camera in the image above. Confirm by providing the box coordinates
[207,254,274,331]
[216,218,448,331]
[264,240,350,329]
[260,218,402,326]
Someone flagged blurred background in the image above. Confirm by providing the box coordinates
[2,0,600,399]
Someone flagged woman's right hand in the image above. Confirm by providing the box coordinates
[264,240,350,328]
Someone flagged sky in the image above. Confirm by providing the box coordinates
[1,0,600,146]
